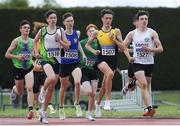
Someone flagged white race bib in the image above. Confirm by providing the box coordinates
[85,59,96,67]
[101,46,115,56]
[136,48,149,58]
[64,50,78,59]
[47,48,61,58]
[19,50,32,60]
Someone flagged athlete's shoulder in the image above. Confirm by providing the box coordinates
[129,29,136,36]
[147,28,158,36]
[28,37,33,40]
[13,37,19,44]
[114,28,122,35]
[114,28,120,32]
[40,26,47,37]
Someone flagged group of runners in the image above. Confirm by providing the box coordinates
[5,8,163,124]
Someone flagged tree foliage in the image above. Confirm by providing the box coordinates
[42,0,60,9]
[0,0,29,8]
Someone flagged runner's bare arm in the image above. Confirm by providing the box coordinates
[113,28,125,51]
[142,30,163,53]
[5,38,21,60]
[59,27,70,50]
[85,30,100,55]
[33,30,41,58]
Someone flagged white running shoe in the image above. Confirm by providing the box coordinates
[103,101,111,110]
[59,107,66,120]
[86,112,95,121]
[38,86,45,103]
[95,104,101,117]
[121,85,129,96]
[74,104,82,117]
[35,109,40,120]
[48,104,56,114]
[10,86,17,101]
[39,109,48,124]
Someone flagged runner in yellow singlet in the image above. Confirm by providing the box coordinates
[85,9,125,117]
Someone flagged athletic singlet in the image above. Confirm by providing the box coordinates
[12,36,33,69]
[132,28,155,64]
[60,30,80,64]
[97,29,118,59]
[39,26,61,63]
[80,38,97,69]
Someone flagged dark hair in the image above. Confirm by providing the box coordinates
[62,12,73,21]
[45,9,56,19]
[19,20,30,28]
[136,10,149,20]
[133,14,138,22]
[100,9,114,17]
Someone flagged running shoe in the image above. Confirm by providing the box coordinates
[38,86,45,103]
[10,86,17,101]
[95,103,102,117]
[86,112,95,121]
[59,107,66,120]
[39,109,48,124]
[27,110,34,120]
[48,104,56,114]
[74,104,83,117]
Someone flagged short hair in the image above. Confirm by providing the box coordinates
[45,9,56,19]
[136,10,149,20]
[62,12,73,21]
[19,20,30,28]
[100,9,114,17]
[86,24,98,32]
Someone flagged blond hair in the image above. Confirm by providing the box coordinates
[32,21,47,35]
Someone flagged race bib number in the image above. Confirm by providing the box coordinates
[101,46,115,56]
[34,59,41,65]
[85,59,96,67]
[47,48,61,58]
[136,48,149,58]
[19,50,32,60]
[64,50,78,59]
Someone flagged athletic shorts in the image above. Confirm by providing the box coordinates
[33,71,46,93]
[128,63,134,78]
[41,60,59,74]
[132,63,154,77]
[94,56,117,71]
[13,65,33,80]
[59,62,80,77]
[81,68,98,83]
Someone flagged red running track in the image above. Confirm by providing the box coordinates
[0,118,180,125]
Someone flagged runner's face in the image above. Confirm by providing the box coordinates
[63,16,74,29]
[46,13,57,26]
[20,24,30,35]
[102,14,113,27]
[138,15,148,28]
[87,27,96,37]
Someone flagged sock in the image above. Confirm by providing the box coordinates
[144,106,152,112]
[29,106,33,111]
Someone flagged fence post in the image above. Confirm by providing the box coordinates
[0,86,2,111]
